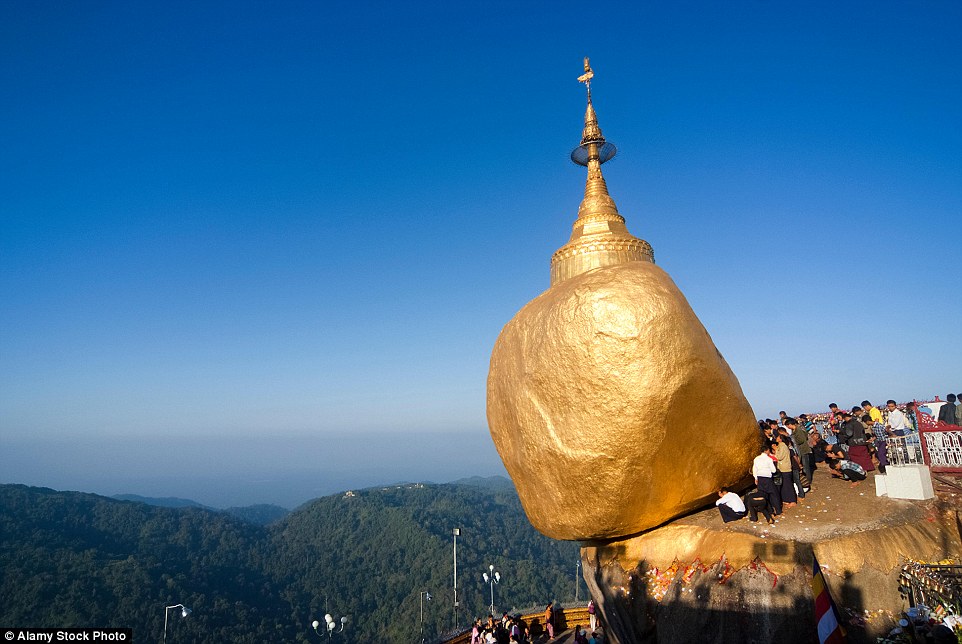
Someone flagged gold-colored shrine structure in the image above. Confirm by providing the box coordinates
[486,59,760,541]
[551,58,654,285]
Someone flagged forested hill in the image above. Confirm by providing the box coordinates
[0,481,579,643]
[272,482,580,641]
[0,484,285,642]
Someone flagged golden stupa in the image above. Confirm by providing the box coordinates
[487,59,761,541]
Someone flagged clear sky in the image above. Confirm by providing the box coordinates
[1,1,960,507]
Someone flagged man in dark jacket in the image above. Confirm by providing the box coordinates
[839,412,866,447]
[840,412,875,472]
[938,394,959,425]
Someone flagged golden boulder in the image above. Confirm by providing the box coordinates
[487,260,760,540]
[486,59,760,541]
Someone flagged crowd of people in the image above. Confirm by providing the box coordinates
[466,395,962,641]
[469,599,604,643]
[715,393,962,524]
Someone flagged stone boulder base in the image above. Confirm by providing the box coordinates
[582,502,961,644]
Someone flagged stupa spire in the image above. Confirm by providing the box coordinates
[549,58,654,286]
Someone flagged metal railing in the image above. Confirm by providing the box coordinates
[885,434,925,467]
[920,429,962,472]
[913,401,962,474]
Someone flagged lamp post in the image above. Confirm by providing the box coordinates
[575,559,581,602]
[419,591,432,642]
[163,604,191,643]
[453,528,460,630]
[312,614,348,639]
[482,564,501,616]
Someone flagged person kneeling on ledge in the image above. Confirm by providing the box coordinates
[715,487,747,523]
[829,459,867,487]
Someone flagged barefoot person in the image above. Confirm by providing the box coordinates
[745,489,774,524]
[752,445,782,516]
[829,458,867,486]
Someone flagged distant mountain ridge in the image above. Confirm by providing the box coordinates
[108,474,514,512]
[111,494,289,525]
[450,474,514,490]
[0,479,578,643]
[111,493,213,509]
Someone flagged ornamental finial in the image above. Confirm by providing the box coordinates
[571,57,613,166]
[552,57,654,285]
[577,57,594,102]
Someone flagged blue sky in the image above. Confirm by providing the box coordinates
[1,2,960,506]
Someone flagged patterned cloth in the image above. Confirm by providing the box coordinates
[839,459,866,479]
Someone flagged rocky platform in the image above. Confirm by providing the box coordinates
[581,469,962,644]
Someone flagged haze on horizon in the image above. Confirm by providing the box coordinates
[2,2,960,508]
[1,430,508,509]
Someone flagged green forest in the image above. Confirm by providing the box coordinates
[0,479,580,642]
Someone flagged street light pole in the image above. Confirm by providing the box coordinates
[575,560,581,602]
[163,604,191,644]
[482,564,501,616]
[419,591,432,642]
[311,614,348,640]
[453,528,461,629]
